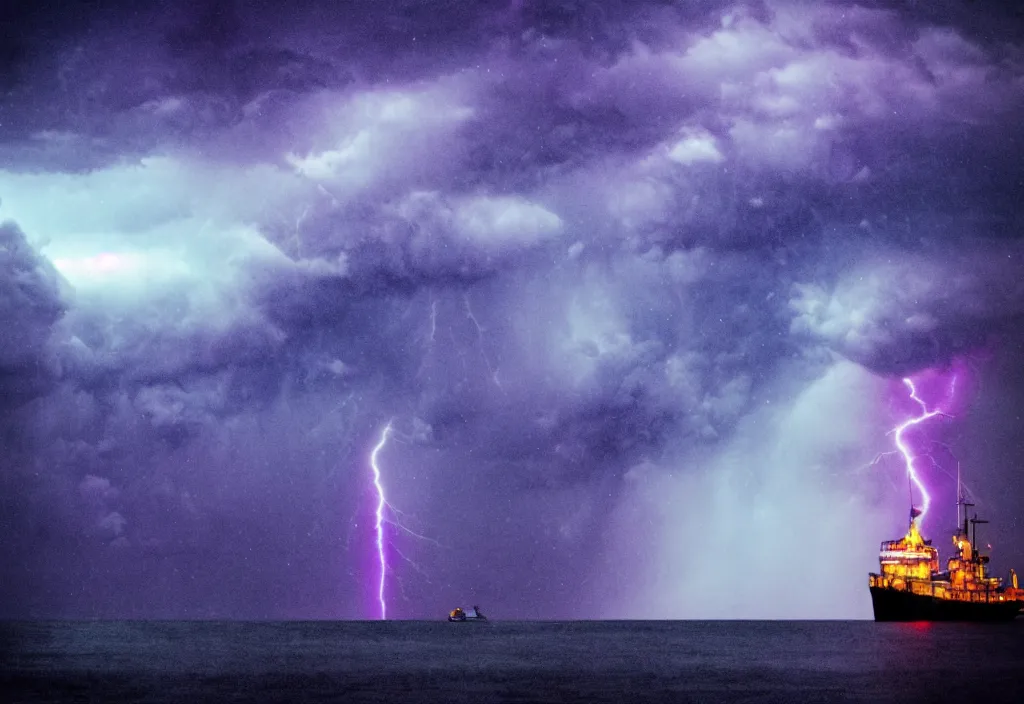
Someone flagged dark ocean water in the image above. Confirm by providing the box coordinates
[2,620,1022,703]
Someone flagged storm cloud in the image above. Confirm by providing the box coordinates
[1,0,1023,619]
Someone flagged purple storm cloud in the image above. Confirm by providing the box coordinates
[2,0,1023,620]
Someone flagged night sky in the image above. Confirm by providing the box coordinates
[2,0,1023,620]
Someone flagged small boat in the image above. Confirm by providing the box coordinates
[448,605,487,622]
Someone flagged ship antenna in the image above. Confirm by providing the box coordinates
[956,460,961,526]
[908,471,914,521]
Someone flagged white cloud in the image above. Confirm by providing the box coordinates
[452,195,563,251]
[667,130,725,165]
[586,6,1006,177]
[79,475,119,503]
[558,278,636,391]
[285,82,475,197]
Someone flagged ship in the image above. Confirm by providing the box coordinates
[448,605,487,622]
[868,486,1024,622]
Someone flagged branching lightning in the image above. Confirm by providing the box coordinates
[367,293,502,618]
[886,374,957,529]
[463,293,504,393]
[420,292,504,393]
[366,419,445,619]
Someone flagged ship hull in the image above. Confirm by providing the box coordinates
[870,587,1022,622]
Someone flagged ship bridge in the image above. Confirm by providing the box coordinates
[873,519,940,586]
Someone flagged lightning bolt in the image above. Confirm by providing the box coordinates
[892,379,939,524]
[888,374,957,529]
[463,293,504,393]
[429,298,438,344]
[292,205,309,259]
[366,419,446,620]
[369,421,392,620]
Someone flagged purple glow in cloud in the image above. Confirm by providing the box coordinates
[369,421,393,620]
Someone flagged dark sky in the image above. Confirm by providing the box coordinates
[1,0,1023,619]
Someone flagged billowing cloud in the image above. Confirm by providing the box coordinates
[1,0,1023,619]
[0,222,66,403]
[790,244,1024,374]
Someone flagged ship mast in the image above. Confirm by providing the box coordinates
[955,462,991,572]
[956,461,960,520]
[907,470,919,529]
[955,461,972,540]
[956,461,964,537]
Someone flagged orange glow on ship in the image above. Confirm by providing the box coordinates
[868,493,1024,621]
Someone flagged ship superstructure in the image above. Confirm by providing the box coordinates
[869,493,1024,621]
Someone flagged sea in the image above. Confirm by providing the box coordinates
[2,620,1022,703]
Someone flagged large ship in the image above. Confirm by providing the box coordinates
[869,490,1024,622]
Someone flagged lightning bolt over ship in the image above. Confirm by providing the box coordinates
[867,368,1023,621]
